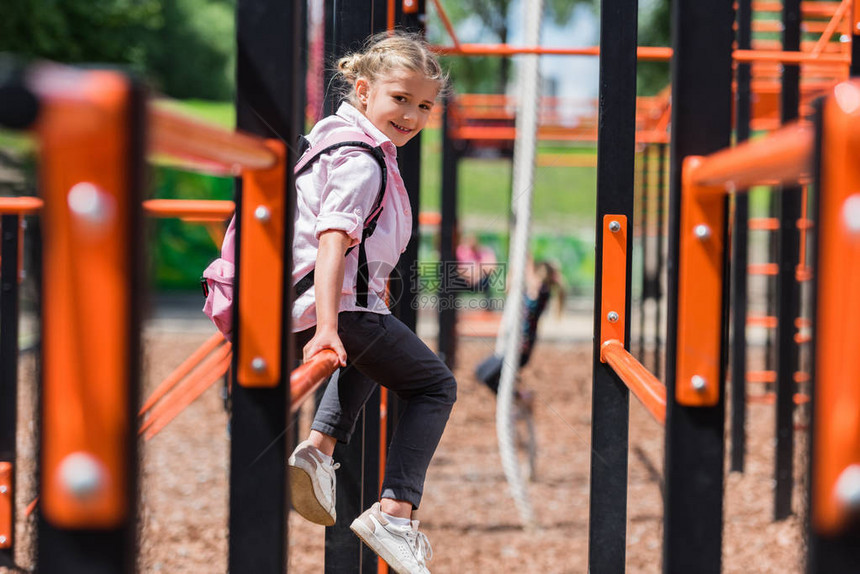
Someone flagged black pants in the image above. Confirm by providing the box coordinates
[295,311,457,509]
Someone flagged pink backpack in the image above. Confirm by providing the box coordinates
[201,130,387,340]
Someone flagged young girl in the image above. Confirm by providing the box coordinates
[288,33,455,574]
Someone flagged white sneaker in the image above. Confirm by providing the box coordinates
[350,502,433,574]
[288,440,340,526]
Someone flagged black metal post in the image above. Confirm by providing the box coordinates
[730,0,753,474]
[0,215,20,567]
[322,2,388,571]
[438,98,458,369]
[663,1,733,572]
[773,0,802,521]
[654,142,666,378]
[587,0,638,571]
[638,145,650,363]
[229,1,301,572]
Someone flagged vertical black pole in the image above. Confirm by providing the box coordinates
[730,0,753,474]
[391,0,426,335]
[654,142,666,378]
[587,0,637,571]
[322,2,388,572]
[773,0,802,521]
[0,215,19,566]
[663,1,733,572]
[230,1,300,572]
[438,99,458,368]
[852,13,860,77]
[638,145,650,363]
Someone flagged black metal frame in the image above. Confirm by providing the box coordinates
[438,97,459,369]
[0,214,20,568]
[587,0,638,571]
[229,1,302,572]
[662,1,733,572]
[730,0,752,475]
[773,0,802,521]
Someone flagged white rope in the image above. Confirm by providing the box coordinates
[495,0,543,531]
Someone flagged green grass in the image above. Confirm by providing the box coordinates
[420,127,597,230]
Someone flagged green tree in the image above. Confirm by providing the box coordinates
[0,0,235,100]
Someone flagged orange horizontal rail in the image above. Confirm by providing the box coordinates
[0,197,236,221]
[753,1,844,17]
[601,340,666,425]
[290,350,340,414]
[139,333,227,415]
[733,49,850,65]
[747,314,778,328]
[749,217,779,231]
[0,197,43,215]
[686,121,814,190]
[434,44,674,62]
[142,199,234,220]
[749,263,779,276]
[149,102,278,172]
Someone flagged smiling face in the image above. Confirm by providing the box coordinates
[355,70,439,147]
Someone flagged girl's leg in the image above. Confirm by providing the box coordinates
[336,312,457,514]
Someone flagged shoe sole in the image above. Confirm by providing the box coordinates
[288,464,335,526]
[350,519,415,574]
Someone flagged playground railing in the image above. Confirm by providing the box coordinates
[677,79,860,537]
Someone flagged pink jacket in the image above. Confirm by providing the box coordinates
[202,103,412,337]
[292,103,412,332]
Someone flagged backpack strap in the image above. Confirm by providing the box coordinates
[293,131,388,308]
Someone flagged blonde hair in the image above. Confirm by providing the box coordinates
[335,32,449,106]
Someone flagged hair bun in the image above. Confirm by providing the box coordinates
[337,54,362,80]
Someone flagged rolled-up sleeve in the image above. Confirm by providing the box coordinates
[314,148,383,247]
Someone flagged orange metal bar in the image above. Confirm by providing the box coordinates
[141,353,233,441]
[733,49,850,65]
[754,1,845,17]
[149,102,277,172]
[747,314,778,328]
[687,122,814,190]
[855,0,860,34]
[601,340,666,425]
[388,0,395,32]
[0,462,11,548]
[433,44,674,62]
[810,0,852,56]
[429,0,461,49]
[0,197,43,215]
[748,263,779,275]
[290,350,340,414]
[600,215,627,348]
[812,80,860,535]
[142,199,234,220]
[749,217,779,231]
[236,140,287,387]
[139,333,228,415]
[675,157,726,406]
[747,371,777,384]
[36,68,133,528]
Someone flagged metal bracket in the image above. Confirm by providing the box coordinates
[237,140,287,387]
[600,215,627,353]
